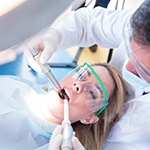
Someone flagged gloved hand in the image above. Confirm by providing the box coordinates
[48,125,85,150]
[24,28,62,72]
[48,125,63,150]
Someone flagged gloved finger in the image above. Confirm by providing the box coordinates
[51,125,63,139]
[23,34,45,73]
[39,40,55,64]
[48,125,63,150]
[23,44,42,72]
[72,136,85,150]
[40,29,61,64]
[48,134,63,150]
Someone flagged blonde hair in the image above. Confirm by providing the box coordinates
[72,63,126,150]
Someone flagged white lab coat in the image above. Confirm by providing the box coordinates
[0,76,57,150]
[52,6,150,150]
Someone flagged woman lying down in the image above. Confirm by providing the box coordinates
[0,62,126,150]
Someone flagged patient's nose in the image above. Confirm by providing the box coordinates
[73,81,85,93]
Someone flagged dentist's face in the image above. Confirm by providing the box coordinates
[126,38,150,81]
[45,65,114,124]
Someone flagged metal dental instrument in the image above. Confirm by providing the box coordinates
[30,47,69,99]
[30,47,61,91]
[61,99,74,150]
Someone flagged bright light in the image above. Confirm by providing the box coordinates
[25,91,45,120]
[0,0,26,16]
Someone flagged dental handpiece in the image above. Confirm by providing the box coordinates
[30,47,69,99]
[61,99,74,150]
[30,47,61,91]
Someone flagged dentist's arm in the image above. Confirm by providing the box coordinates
[24,7,132,72]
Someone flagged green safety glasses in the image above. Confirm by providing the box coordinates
[68,62,109,116]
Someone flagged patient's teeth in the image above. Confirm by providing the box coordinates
[64,89,70,99]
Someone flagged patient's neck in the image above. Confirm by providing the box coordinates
[41,90,62,124]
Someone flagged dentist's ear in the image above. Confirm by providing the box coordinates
[80,114,99,124]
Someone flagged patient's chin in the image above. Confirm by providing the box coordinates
[45,90,60,102]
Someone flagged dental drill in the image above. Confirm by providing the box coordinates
[61,99,74,150]
[30,47,67,99]
[30,47,74,149]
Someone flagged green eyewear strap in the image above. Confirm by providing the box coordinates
[81,62,109,116]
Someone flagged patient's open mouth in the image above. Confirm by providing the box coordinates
[59,89,70,101]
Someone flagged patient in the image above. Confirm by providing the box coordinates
[0,62,126,150]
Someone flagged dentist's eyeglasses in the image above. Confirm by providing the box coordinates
[68,62,109,116]
[124,26,150,83]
